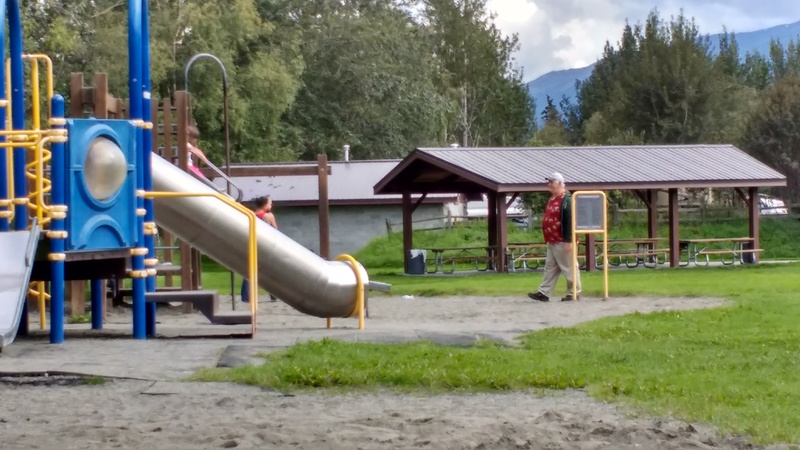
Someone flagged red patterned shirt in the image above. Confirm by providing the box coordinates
[542,193,565,243]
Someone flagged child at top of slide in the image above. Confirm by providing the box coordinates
[186,124,209,179]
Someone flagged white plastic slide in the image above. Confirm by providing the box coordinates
[150,153,370,318]
[0,221,40,348]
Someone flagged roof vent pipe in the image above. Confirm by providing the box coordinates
[343,144,350,162]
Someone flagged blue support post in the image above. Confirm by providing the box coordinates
[128,0,146,340]
[8,0,27,336]
[142,0,157,337]
[8,0,25,232]
[49,95,67,344]
[0,0,8,232]
[91,279,104,330]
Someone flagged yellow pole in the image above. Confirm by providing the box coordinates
[30,59,39,130]
[571,193,578,302]
[602,195,609,300]
[334,254,365,330]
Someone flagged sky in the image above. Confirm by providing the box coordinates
[487,0,800,81]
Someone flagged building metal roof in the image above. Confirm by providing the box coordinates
[374,145,787,194]
[213,159,457,207]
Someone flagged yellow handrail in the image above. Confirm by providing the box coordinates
[327,253,366,330]
[20,54,54,119]
[144,191,259,336]
[25,136,53,226]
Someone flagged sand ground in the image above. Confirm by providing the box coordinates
[1,293,791,449]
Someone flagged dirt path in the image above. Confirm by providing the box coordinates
[4,294,783,450]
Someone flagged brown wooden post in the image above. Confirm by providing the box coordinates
[748,187,760,263]
[67,281,86,316]
[317,154,331,259]
[161,98,174,286]
[647,189,659,241]
[175,91,193,311]
[69,73,85,118]
[402,192,413,273]
[93,73,108,119]
[487,193,497,247]
[584,234,596,272]
[176,91,189,172]
[668,188,680,268]
[495,192,508,272]
[192,249,202,289]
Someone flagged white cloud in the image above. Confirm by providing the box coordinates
[486,0,800,82]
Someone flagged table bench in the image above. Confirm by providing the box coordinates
[425,246,496,274]
[595,238,668,269]
[680,238,762,266]
[505,242,587,272]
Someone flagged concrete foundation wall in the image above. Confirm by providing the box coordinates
[274,203,448,256]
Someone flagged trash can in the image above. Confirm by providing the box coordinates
[742,242,756,264]
[407,249,427,275]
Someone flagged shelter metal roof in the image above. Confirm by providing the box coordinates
[374,145,787,194]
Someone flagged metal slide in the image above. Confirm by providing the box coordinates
[150,153,369,318]
[0,221,40,348]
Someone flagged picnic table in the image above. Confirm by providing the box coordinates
[425,246,497,274]
[679,237,762,266]
[505,242,587,272]
[595,238,669,269]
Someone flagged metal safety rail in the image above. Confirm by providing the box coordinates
[144,190,259,336]
[201,157,244,202]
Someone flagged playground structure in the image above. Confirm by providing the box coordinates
[0,0,376,349]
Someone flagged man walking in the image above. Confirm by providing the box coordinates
[528,172,582,302]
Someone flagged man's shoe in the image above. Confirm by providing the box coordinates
[561,294,580,302]
[528,292,549,302]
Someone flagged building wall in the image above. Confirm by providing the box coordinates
[274,203,448,256]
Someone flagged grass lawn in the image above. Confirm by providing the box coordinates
[354,216,800,269]
[194,263,800,445]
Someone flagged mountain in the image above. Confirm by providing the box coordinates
[526,20,800,123]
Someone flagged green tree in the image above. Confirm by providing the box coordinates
[272,0,448,160]
[740,76,800,200]
[574,9,747,145]
[418,0,534,147]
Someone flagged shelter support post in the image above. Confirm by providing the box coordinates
[668,188,679,268]
[402,192,413,273]
[495,192,508,272]
[487,193,498,271]
[584,234,596,271]
[748,186,760,263]
[647,189,658,241]
[317,154,330,259]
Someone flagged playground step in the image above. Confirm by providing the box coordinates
[210,312,253,326]
[145,290,251,326]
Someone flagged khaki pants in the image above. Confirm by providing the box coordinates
[537,242,581,297]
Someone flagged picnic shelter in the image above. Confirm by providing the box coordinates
[373,145,787,273]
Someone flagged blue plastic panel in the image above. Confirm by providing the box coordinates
[64,119,138,251]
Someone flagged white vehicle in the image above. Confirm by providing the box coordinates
[758,194,788,215]
[465,194,529,228]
